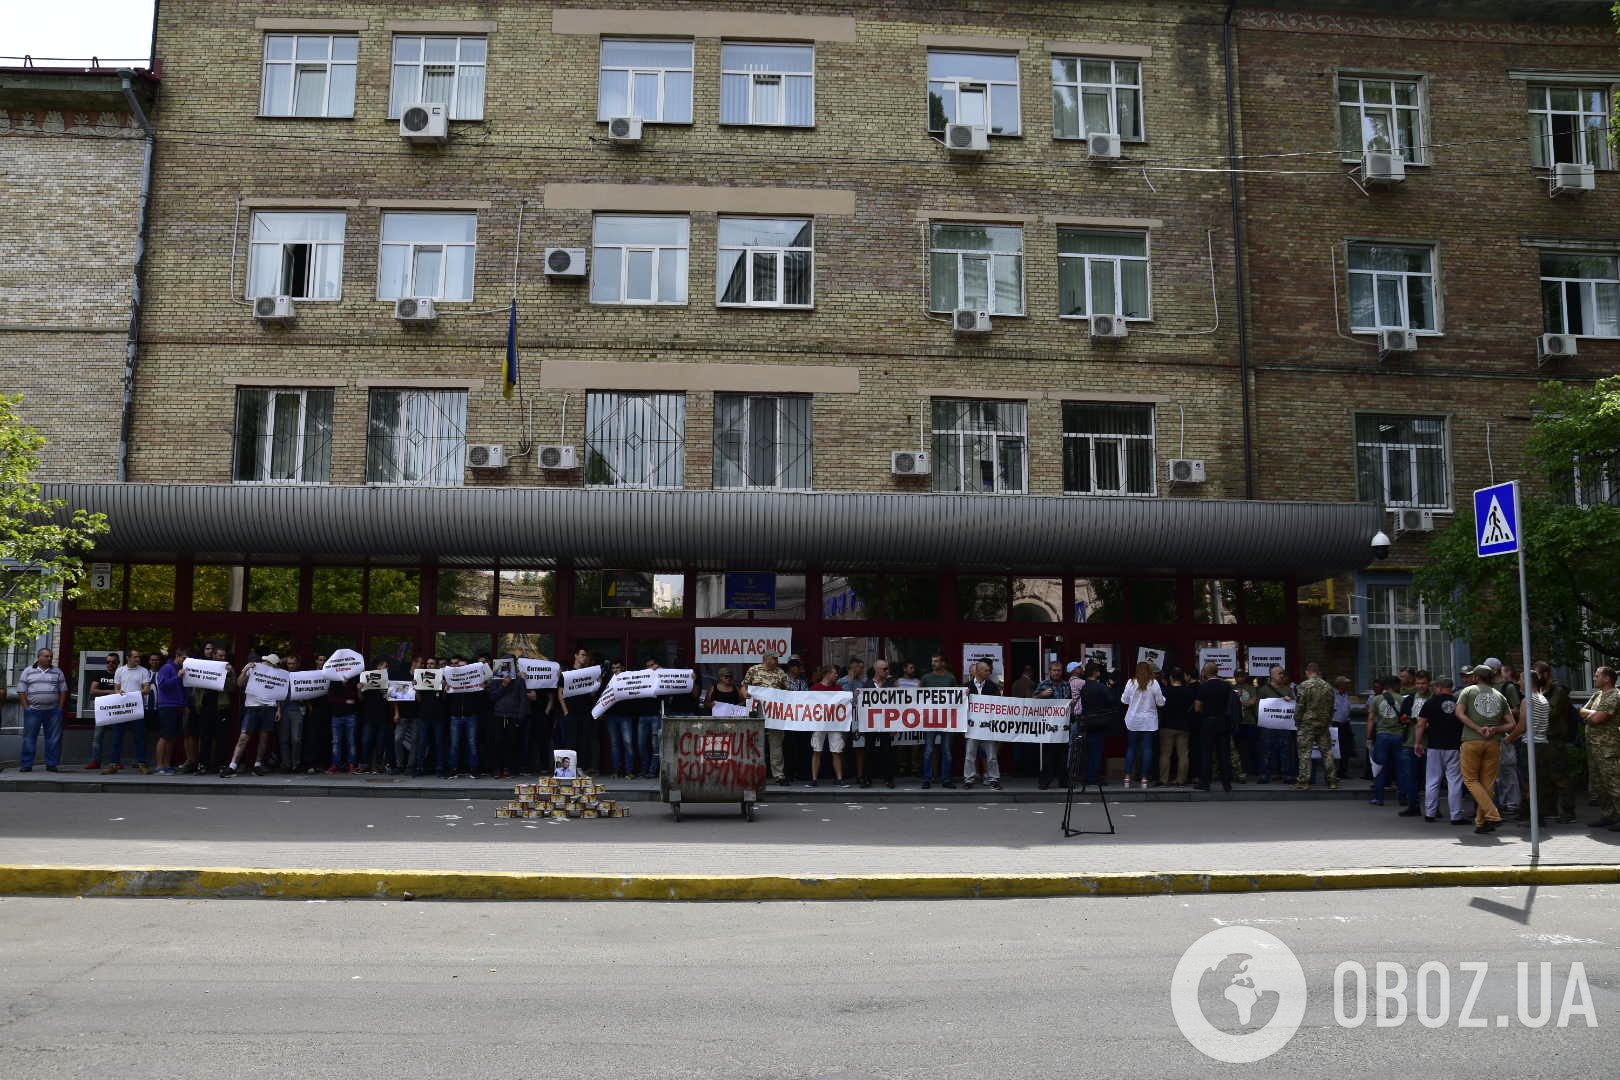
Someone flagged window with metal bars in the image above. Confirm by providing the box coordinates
[1062,402,1155,495]
[931,399,1027,494]
[713,394,811,490]
[585,392,686,488]
[1354,413,1449,509]
[1364,583,1450,678]
[234,388,333,484]
[365,389,467,486]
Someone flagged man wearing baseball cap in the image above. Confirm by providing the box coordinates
[1455,664,1511,833]
[222,652,283,778]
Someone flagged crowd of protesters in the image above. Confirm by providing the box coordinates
[6,643,1617,835]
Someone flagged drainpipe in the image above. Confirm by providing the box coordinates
[117,68,156,484]
[1222,1,1257,499]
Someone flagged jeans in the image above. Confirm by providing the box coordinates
[922,732,955,783]
[105,713,148,765]
[607,713,637,774]
[1495,741,1522,810]
[330,713,357,767]
[1371,732,1405,802]
[448,715,480,775]
[1459,739,1503,826]
[20,708,63,769]
[1124,729,1156,780]
[1423,748,1464,820]
[361,716,394,770]
[278,702,306,771]
[1260,729,1295,781]
[417,714,446,776]
[1397,745,1421,806]
[636,716,661,777]
[963,738,1001,782]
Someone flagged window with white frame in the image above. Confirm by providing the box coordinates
[261,34,357,117]
[1338,75,1425,162]
[1062,402,1155,495]
[1052,57,1142,141]
[585,391,686,488]
[932,399,1027,494]
[716,217,813,308]
[1365,582,1450,679]
[1540,252,1619,338]
[1347,242,1437,332]
[389,35,487,120]
[929,223,1023,315]
[714,394,811,489]
[365,389,467,486]
[591,215,689,305]
[1574,456,1619,508]
[598,39,693,123]
[1355,414,1449,509]
[1528,84,1613,169]
[927,51,1020,135]
[721,42,813,126]
[1058,229,1150,319]
[377,212,477,301]
[233,388,333,484]
[247,211,346,300]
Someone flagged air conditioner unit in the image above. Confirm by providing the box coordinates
[1393,507,1435,534]
[1322,613,1363,638]
[1087,132,1122,160]
[607,116,643,142]
[953,308,991,333]
[394,297,437,323]
[1362,151,1405,183]
[253,295,295,323]
[1537,333,1577,365]
[1090,314,1128,340]
[890,450,931,476]
[944,123,989,154]
[544,248,587,277]
[399,103,448,143]
[1168,458,1207,483]
[466,443,507,469]
[1379,328,1418,355]
[537,444,580,471]
[1552,161,1595,194]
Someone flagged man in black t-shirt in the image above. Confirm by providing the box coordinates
[1415,675,1465,824]
[1193,663,1234,792]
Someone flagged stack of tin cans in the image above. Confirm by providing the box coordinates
[495,774,627,820]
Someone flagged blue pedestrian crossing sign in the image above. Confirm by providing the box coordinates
[1474,481,1521,558]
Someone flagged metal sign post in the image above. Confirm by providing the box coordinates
[1474,481,1538,859]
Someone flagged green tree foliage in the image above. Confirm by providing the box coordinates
[1414,377,1620,670]
[0,394,110,650]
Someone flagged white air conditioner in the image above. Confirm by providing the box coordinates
[399,103,448,143]
[544,248,587,277]
[607,116,643,142]
[890,450,931,476]
[1393,507,1435,534]
[1380,328,1418,354]
[1090,314,1128,340]
[1537,333,1576,365]
[953,308,991,333]
[466,443,507,469]
[537,444,579,471]
[944,123,989,154]
[1087,132,1122,160]
[1552,161,1595,194]
[394,297,436,323]
[253,295,295,323]
[1362,151,1405,183]
[1322,613,1363,638]
[1168,458,1207,483]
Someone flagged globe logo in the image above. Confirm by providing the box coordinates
[1171,925,1308,1063]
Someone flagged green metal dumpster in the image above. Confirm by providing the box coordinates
[658,715,767,822]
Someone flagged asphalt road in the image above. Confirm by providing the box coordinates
[3,886,1616,1079]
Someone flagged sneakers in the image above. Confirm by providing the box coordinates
[1424,815,1437,822]
[1398,808,1420,817]
[251,764,267,776]
[942,780,957,789]
[136,763,151,775]
[1451,818,1470,826]
[1369,798,1384,806]
[921,780,931,790]
[85,760,101,771]
[102,764,122,775]
[326,765,340,775]
[45,765,59,773]
[219,765,237,778]
[1292,782,1310,790]
[990,780,1002,790]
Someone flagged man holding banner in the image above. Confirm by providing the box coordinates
[221,653,287,778]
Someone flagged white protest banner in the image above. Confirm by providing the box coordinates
[289,670,332,701]
[1247,647,1288,677]
[964,696,1071,743]
[854,685,969,734]
[323,648,364,681]
[747,686,853,731]
[246,663,290,702]
[1082,646,1115,671]
[1198,648,1239,678]
[1312,726,1342,760]
[386,680,415,702]
[591,670,658,718]
[962,643,1004,682]
[1136,646,1167,672]
[358,670,388,693]
[694,627,793,665]
[519,658,560,690]
[711,701,751,718]
[1257,697,1297,730]
[181,657,229,691]
[443,663,487,694]
[93,691,144,727]
[561,665,602,699]
[655,668,695,696]
[412,667,444,692]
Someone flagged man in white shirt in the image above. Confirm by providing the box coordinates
[962,661,1002,789]
[103,651,153,774]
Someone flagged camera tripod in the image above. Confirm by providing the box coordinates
[1060,729,1116,837]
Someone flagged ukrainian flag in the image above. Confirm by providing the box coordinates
[503,300,519,400]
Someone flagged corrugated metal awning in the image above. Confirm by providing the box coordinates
[43,483,1382,578]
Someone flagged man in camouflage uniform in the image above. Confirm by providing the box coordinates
[1579,665,1620,831]
[1294,662,1338,789]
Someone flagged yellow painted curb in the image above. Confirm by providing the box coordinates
[0,863,1616,901]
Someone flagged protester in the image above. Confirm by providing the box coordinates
[745,652,794,786]
[918,654,958,790]
[859,659,897,789]
[1366,675,1405,807]
[390,658,418,775]
[1009,663,1036,700]
[85,649,120,770]
[1530,661,1575,826]
[222,652,280,778]
[894,660,924,777]
[838,659,875,786]
[413,656,444,778]
[356,657,393,774]
[1293,663,1337,790]
[556,647,596,770]
[276,652,308,774]
[1232,673,1260,783]
[962,660,1002,789]
[1395,670,1433,817]
[1255,667,1295,783]
[1456,663,1511,833]
[1414,675,1466,824]
[1330,676,1359,780]
[1493,662,1526,819]
[1579,665,1619,831]
[104,649,153,774]
[12,648,69,774]
[1120,661,1164,789]
[490,654,530,779]
[444,654,482,778]
[625,659,665,780]
[1033,660,1072,790]
[326,662,360,775]
[153,646,189,774]
[601,660,636,778]
[703,667,744,714]
[1193,662,1234,793]
[805,664,848,787]
[1158,667,1196,786]
[1077,662,1120,785]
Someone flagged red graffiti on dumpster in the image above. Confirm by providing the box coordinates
[676,728,766,791]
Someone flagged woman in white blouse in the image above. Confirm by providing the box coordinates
[1120,661,1166,788]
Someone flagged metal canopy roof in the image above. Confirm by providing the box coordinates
[43,483,1382,578]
